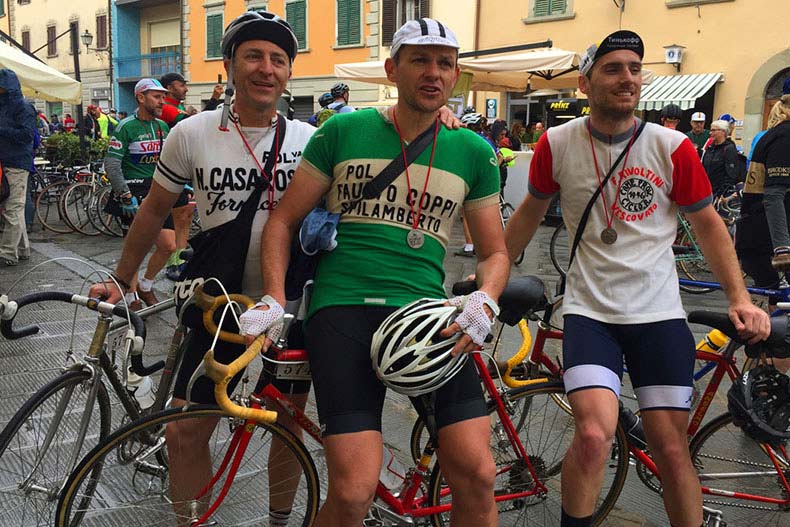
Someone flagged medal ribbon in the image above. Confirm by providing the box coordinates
[233,111,279,211]
[392,110,439,233]
[587,119,637,232]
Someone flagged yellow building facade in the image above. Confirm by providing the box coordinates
[183,0,383,118]
[472,0,789,152]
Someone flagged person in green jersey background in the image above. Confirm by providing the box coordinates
[244,18,510,527]
[104,78,179,310]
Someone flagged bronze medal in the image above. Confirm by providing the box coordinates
[600,227,618,245]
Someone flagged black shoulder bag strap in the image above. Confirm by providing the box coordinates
[239,114,287,219]
[560,120,647,294]
[352,120,437,204]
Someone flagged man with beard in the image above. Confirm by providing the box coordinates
[102,78,176,309]
[504,30,769,527]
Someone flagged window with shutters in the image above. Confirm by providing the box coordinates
[0,2,5,17]
[524,0,574,23]
[21,30,30,51]
[96,15,108,49]
[206,12,223,59]
[47,25,56,56]
[381,0,429,47]
[336,0,361,47]
[285,0,307,51]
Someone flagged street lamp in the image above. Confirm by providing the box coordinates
[80,29,93,51]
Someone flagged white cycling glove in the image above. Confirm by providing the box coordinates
[238,295,285,344]
[447,291,500,346]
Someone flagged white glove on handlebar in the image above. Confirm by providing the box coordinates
[239,296,285,344]
[447,291,500,346]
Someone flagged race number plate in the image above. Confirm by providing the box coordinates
[275,361,312,381]
[106,327,129,365]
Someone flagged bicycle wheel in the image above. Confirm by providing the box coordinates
[689,412,790,525]
[61,183,102,236]
[56,405,320,527]
[427,382,628,527]
[0,369,111,527]
[500,202,525,265]
[549,222,569,278]
[676,230,715,294]
[35,180,73,234]
[94,186,123,237]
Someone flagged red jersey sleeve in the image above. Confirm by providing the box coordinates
[669,138,712,207]
[160,104,180,128]
[528,133,559,197]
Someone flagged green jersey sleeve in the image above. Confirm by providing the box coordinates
[106,123,129,161]
[466,133,501,202]
[301,114,339,180]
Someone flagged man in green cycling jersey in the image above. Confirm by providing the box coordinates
[104,78,177,309]
[248,18,510,527]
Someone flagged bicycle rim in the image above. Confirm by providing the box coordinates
[36,181,73,234]
[676,231,716,293]
[56,405,320,527]
[428,383,628,526]
[690,412,790,525]
[549,223,569,279]
[94,186,123,237]
[0,370,111,527]
[62,183,101,236]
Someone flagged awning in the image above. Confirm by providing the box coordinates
[0,41,82,103]
[636,73,722,111]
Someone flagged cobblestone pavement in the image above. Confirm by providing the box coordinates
[0,217,779,526]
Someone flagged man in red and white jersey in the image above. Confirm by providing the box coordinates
[505,30,769,527]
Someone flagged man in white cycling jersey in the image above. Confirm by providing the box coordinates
[504,30,769,527]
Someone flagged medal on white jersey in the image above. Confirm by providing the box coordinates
[587,119,637,245]
[406,229,425,249]
[600,227,618,245]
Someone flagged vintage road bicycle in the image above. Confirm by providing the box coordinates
[0,290,176,527]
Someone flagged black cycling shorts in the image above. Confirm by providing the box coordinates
[173,318,310,404]
[116,183,190,233]
[306,305,488,437]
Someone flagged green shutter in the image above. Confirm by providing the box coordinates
[206,14,223,58]
[286,1,307,51]
[534,0,566,17]
[337,0,360,46]
[0,2,5,17]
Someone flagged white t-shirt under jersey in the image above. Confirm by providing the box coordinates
[529,117,713,324]
[154,109,316,297]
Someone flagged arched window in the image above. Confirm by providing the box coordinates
[762,68,790,128]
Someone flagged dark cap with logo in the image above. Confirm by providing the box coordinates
[579,30,644,76]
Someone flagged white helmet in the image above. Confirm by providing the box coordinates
[371,298,466,397]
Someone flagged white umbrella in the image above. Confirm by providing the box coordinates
[0,41,82,103]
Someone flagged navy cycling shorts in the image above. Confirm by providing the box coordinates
[562,314,696,411]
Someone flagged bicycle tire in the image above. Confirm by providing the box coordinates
[56,405,320,527]
[549,222,569,278]
[85,187,110,236]
[689,412,790,525]
[427,382,628,526]
[676,231,716,294]
[35,180,73,234]
[0,369,111,527]
[93,186,123,238]
[500,201,526,266]
[61,183,102,236]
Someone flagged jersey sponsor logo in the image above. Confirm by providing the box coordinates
[108,138,123,150]
[609,166,665,223]
[130,140,161,153]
